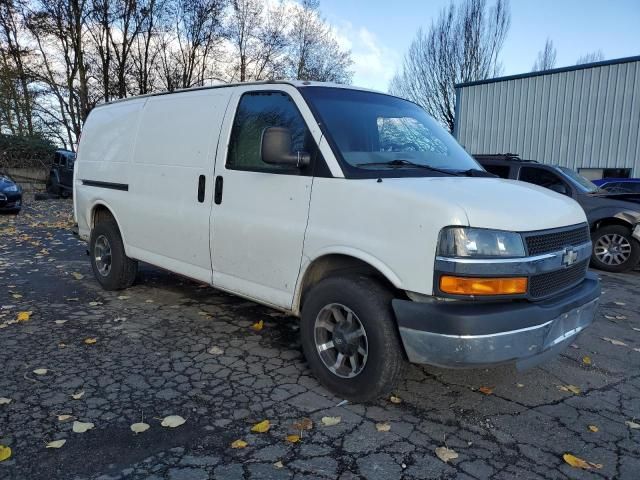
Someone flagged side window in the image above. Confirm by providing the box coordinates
[519,167,568,193]
[227,91,316,173]
[483,164,510,178]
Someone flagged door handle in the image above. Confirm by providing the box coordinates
[214,175,223,205]
[197,175,205,203]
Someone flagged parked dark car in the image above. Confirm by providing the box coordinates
[592,178,640,193]
[475,154,640,273]
[47,149,75,197]
[0,174,23,213]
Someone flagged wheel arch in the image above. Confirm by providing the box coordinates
[293,251,404,316]
[89,201,130,254]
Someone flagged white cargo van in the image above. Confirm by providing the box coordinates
[74,81,600,401]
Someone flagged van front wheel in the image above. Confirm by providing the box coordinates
[300,276,405,402]
[89,221,138,290]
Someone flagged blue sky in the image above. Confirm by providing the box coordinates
[319,0,640,91]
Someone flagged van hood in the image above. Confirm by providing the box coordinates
[382,176,587,232]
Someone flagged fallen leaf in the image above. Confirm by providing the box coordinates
[251,420,270,433]
[251,320,264,331]
[71,272,84,280]
[33,368,48,375]
[0,397,11,405]
[321,416,341,427]
[231,439,247,449]
[273,460,284,468]
[516,383,525,388]
[17,311,31,322]
[72,421,95,433]
[12,293,22,299]
[389,395,402,404]
[88,301,101,306]
[57,415,73,422]
[285,434,300,443]
[71,391,85,400]
[625,420,640,429]
[84,338,97,345]
[478,386,494,395]
[375,422,391,432]
[207,346,224,355]
[46,440,66,449]
[582,356,592,365]
[160,415,186,428]
[117,295,130,300]
[588,425,599,432]
[54,320,67,325]
[557,385,581,395]
[131,422,150,434]
[614,301,626,306]
[292,417,313,431]
[602,337,627,346]
[563,453,602,470]
[435,446,458,463]
[0,445,11,462]
[616,315,627,320]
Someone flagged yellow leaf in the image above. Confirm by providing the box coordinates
[588,425,599,432]
[478,386,494,395]
[563,453,602,470]
[12,293,22,299]
[0,397,11,405]
[516,383,525,388]
[160,415,186,428]
[251,420,270,433]
[72,421,95,433]
[274,461,284,468]
[602,337,627,346]
[285,434,300,443]
[84,338,97,345]
[71,391,85,400]
[57,415,73,422]
[46,440,66,449]
[389,395,402,404]
[435,446,458,463]
[251,320,264,331]
[33,368,48,375]
[582,356,592,365]
[321,416,341,427]
[72,272,84,280]
[231,439,247,449]
[376,422,391,432]
[557,385,581,394]
[131,422,150,433]
[17,311,30,322]
[0,445,11,462]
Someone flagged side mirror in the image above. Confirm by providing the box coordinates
[549,183,568,195]
[261,127,310,168]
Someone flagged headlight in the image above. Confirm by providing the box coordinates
[4,184,18,192]
[438,227,525,257]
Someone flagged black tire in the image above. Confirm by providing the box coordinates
[590,224,640,273]
[300,275,405,403]
[46,177,61,196]
[89,220,138,290]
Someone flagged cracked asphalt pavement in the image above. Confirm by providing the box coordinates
[1,197,639,480]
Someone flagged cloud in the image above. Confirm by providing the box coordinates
[332,22,401,92]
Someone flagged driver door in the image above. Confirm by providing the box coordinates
[210,88,317,309]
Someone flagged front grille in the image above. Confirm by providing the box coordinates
[529,259,589,299]
[524,224,590,255]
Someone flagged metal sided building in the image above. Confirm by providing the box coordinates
[453,55,640,180]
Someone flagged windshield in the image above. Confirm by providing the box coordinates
[301,87,481,177]
[556,166,600,193]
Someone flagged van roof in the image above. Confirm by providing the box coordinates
[94,80,380,109]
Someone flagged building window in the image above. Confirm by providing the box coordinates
[578,168,631,180]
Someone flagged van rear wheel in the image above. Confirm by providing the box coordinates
[300,275,405,402]
[89,220,137,290]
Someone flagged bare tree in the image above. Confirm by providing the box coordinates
[531,38,556,71]
[287,0,352,83]
[0,0,34,135]
[576,50,604,65]
[390,0,510,132]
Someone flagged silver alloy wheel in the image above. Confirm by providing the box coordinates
[594,233,632,266]
[314,303,368,379]
[94,234,112,277]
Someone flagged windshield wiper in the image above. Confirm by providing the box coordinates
[355,159,460,176]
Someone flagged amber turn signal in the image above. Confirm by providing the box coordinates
[439,276,528,295]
